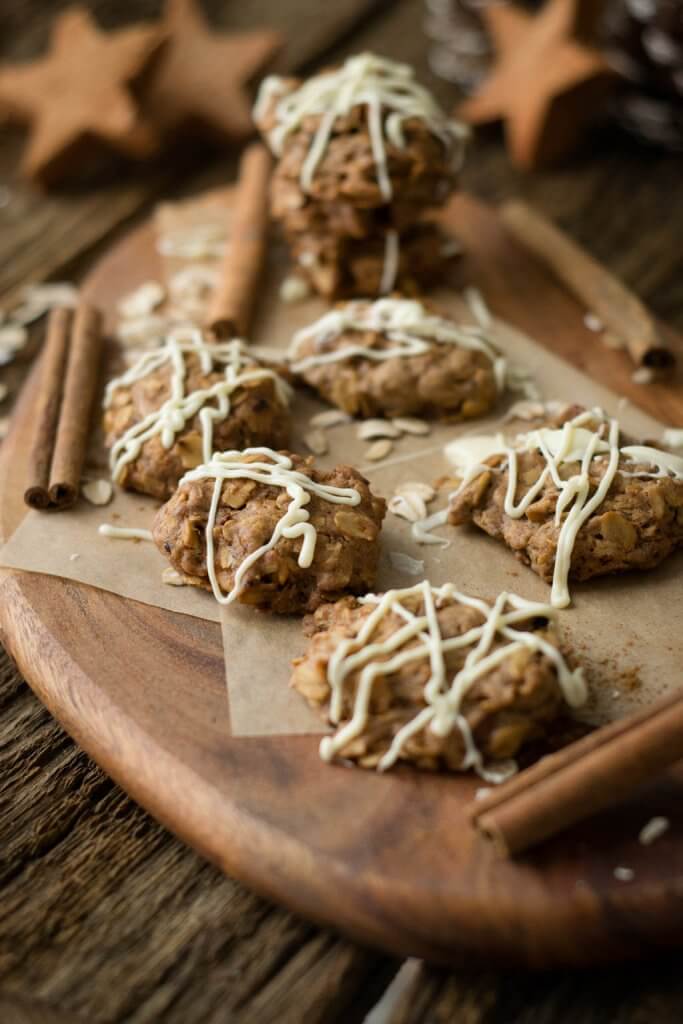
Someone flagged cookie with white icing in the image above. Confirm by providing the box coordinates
[291,582,586,777]
[254,53,467,300]
[288,296,503,418]
[153,449,386,615]
[104,330,291,501]
[447,406,683,607]
[254,54,466,214]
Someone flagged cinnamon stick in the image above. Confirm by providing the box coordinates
[470,688,683,857]
[500,200,675,369]
[207,143,272,339]
[47,301,103,509]
[24,307,73,510]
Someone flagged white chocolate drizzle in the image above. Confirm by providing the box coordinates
[254,53,468,200]
[98,525,153,542]
[180,448,363,605]
[105,326,291,483]
[288,295,506,388]
[443,408,683,608]
[318,581,586,779]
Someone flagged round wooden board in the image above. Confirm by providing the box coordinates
[2,196,683,968]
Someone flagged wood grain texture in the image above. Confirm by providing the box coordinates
[1,193,683,974]
[0,649,396,1023]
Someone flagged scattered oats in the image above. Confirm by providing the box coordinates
[157,223,227,261]
[357,418,402,440]
[602,330,625,350]
[441,238,463,258]
[464,286,492,329]
[388,550,425,576]
[303,428,328,455]
[365,439,393,461]
[395,481,435,502]
[11,282,78,325]
[503,400,545,422]
[583,313,604,332]
[0,382,8,402]
[0,324,28,351]
[309,409,351,430]
[23,282,79,309]
[162,567,187,586]
[81,479,113,506]
[69,553,81,562]
[392,416,431,436]
[279,274,311,303]
[632,366,655,384]
[115,314,168,347]
[662,428,683,449]
[614,866,635,882]
[117,281,165,319]
[475,787,492,801]
[507,363,542,400]
[639,816,670,846]
[169,265,218,303]
[388,492,428,522]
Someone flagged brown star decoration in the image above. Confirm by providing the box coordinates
[142,0,283,143]
[0,6,164,183]
[458,0,621,169]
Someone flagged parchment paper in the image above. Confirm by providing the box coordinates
[1,192,681,740]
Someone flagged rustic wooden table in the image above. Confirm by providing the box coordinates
[1,2,682,1022]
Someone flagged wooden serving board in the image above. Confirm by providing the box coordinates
[1,195,683,968]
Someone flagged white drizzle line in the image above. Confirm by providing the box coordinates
[318,581,586,779]
[434,408,683,608]
[180,448,362,606]
[379,230,400,295]
[287,295,507,389]
[104,325,291,483]
[98,525,153,541]
[254,53,468,200]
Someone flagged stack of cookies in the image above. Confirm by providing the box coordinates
[253,53,468,299]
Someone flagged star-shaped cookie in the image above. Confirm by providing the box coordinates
[458,0,620,169]
[143,0,283,143]
[0,6,164,183]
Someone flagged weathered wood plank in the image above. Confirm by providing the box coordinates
[0,647,398,1023]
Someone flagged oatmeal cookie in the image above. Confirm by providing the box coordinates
[448,407,683,602]
[291,584,585,772]
[153,450,386,614]
[255,61,463,213]
[104,342,291,501]
[288,296,500,419]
